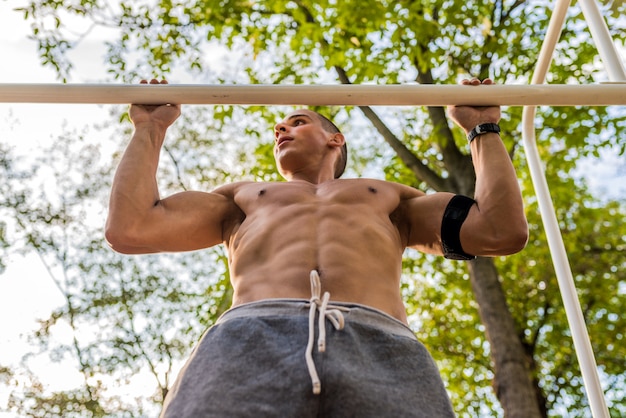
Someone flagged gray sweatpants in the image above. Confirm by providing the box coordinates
[160,299,456,417]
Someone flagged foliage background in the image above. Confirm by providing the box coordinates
[1,0,625,416]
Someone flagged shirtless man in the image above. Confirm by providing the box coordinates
[106,78,528,417]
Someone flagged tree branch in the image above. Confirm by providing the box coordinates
[415,68,476,194]
[334,65,449,191]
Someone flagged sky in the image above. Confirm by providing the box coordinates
[0,7,101,321]
[0,0,625,415]
[0,1,120,411]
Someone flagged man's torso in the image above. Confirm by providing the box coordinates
[217,178,424,323]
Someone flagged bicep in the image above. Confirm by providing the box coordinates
[108,190,242,253]
[157,191,242,249]
[404,191,525,258]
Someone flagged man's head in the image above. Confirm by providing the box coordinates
[274,110,347,180]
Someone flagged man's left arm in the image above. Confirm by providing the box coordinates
[447,78,528,257]
[402,78,528,258]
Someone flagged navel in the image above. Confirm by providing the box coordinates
[368,186,377,194]
[258,189,266,196]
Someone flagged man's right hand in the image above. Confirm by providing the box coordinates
[129,79,181,130]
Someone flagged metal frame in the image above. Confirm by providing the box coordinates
[0,1,624,416]
[522,0,625,417]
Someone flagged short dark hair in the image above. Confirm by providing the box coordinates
[314,112,348,178]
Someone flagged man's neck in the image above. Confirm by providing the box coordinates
[286,169,336,185]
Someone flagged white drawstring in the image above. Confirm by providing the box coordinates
[305,270,347,395]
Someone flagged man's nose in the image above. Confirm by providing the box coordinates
[274,123,288,139]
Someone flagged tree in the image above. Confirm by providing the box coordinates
[5,0,626,416]
[0,124,234,416]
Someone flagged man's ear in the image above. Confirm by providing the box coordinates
[328,133,345,148]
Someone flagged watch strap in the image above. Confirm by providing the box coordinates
[467,123,500,143]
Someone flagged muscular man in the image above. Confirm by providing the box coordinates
[106,78,528,417]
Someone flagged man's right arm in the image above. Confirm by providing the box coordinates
[105,89,241,254]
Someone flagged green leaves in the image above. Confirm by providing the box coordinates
[7,0,626,415]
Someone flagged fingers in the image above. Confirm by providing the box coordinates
[135,79,178,108]
[139,79,169,85]
[461,78,494,86]
[448,78,501,128]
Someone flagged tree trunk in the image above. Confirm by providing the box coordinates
[467,257,544,418]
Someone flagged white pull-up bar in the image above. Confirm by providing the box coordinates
[0,83,625,106]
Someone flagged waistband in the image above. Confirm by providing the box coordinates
[220,271,416,395]
[217,298,417,341]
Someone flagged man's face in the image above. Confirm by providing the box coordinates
[273,110,332,176]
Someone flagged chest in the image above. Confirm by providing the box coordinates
[233,181,400,215]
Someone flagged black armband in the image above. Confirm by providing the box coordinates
[441,195,476,260]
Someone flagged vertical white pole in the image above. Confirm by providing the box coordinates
[521,0,610,417]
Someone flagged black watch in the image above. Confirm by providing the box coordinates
[467,123,500,143]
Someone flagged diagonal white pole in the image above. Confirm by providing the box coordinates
[579,0,626,81]
[0,83,624,106]
[522,0,620,416]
